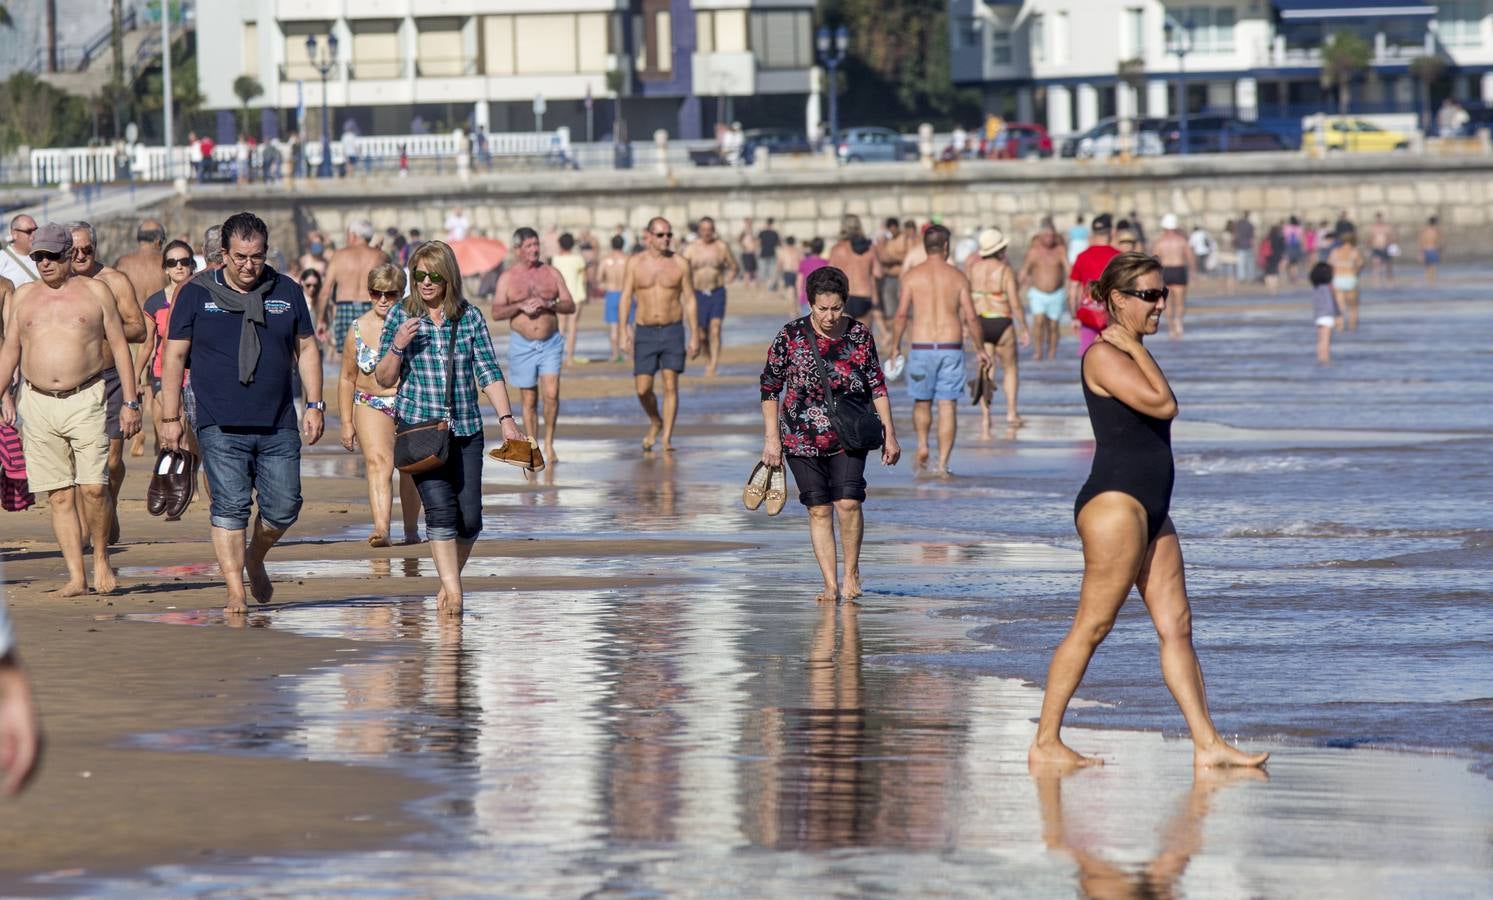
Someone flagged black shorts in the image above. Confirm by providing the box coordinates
[846,295,874,319]
[1161,266,1189,287]
[781,272,796,289]
[741,252,758,274]
[786,450,869,508]
[978,316,1012,345]
[102,366,124,440]
[633,321,686,376]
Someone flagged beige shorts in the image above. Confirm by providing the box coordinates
[17,380,109,493]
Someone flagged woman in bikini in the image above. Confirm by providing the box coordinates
[966,228,1031,436]
[338,263,422,547]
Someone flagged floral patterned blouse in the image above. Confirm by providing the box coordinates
[760,317,887,457]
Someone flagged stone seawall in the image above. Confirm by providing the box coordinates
[92,153,1493,264]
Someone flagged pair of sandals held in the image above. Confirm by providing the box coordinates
[742,461,787,516]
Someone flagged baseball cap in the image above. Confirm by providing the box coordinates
[31,223,73,256]
[1160,213,1179,230]
[1091,213,1113,233]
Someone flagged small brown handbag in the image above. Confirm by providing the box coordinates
[394,317,459,474]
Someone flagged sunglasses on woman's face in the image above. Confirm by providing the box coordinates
[1119,287,1169,304]
[411,270,446,285]
[370,289,400,300]
[164,256,194,269]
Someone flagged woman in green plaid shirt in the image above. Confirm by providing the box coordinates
[377,241,526,617]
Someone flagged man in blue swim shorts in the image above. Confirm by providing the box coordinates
[681,216,738,377]
[598,234,630,362]
[491,227,576,461]
[888,225,989,475]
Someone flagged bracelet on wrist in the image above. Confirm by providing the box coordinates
[390,345,406,357]
[499,414,515,423]
[161,415,181,424]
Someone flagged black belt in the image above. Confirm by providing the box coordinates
[28,373,102,399]
[910,342,963,350]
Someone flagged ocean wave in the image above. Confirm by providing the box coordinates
[1176,452,1356,476]
[1220,521,1488,539]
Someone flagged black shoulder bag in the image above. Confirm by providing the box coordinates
[802,317,884,452]
[394,314,460,474]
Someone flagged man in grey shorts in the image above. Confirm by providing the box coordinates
[620,217,699,452]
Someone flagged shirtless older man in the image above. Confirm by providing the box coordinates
[681,216,738,377]
[69,221,148,545]
[828,214,882,338]
[621,217,700,452]
[113,220,166,309]
[326,219,389,354]
[0,224,141,596]
[889,225,989,475]
[1154,214,1197,338]
[875,217,909,321]
[966,227,1031,434]
[492,227,576,462]
[1019,219,1069,361]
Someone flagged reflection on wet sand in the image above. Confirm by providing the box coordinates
[1035,767,1268,900]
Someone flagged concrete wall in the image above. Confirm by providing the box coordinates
[94,153,1493,264]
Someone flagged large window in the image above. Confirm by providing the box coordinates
[1170,7,1236,53]
[1053,11,1069,64]
[350,19,401,79]
[1438,0,1484,47]
[1125,8,1145,59]
[482,14,610,75]
[416,17,465,76]
[956,17,980,50]
[282,21,334,81]
[635,0,672,78]
[1029,14,1046,63]
[697,10,749,53]
[749,10,812,69]
[991,23,1013,65]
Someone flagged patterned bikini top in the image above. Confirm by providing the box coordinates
[355,329,379,374]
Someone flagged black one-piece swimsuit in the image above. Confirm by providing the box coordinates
[1073,354,1176,542]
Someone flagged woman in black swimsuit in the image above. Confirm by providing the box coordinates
[1029,252,1268,772]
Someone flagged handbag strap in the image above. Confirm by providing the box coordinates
[800,316,838,415]
[440,310,460,419]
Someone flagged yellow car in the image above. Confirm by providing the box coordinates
[1320,118,1411,152]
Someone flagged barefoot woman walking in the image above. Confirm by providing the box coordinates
[1029,252,1267,771]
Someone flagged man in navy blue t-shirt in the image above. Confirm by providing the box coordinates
[159,212,325,615]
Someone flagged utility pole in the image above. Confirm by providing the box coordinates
[162,0,174,179]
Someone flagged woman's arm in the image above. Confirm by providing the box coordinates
[1086,339,1177,420]
[759,328,790,465]
[760,399,782,466]
[374,309,410,389]
[872,394,901,466]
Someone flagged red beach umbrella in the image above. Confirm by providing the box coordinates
[449,236,507,276]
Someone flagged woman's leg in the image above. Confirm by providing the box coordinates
[834,498,864,601]
[398,472,422,543]
[1029,493,1149,769]
[807,504,838,602]
[354,403,394,544]
[436,434,486,615]
[1344,289,1360,331]
[997,328,1022,425]
[1316,324,1332,364]
[979,342,996,438]
[414,457,462,616]
[1135,520,1269,769]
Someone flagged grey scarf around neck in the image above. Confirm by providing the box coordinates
[192,266,278,384]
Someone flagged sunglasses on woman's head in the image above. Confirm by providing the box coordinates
[1119,287,1169,303]
[411,270,446,284]
[164,256,194,269]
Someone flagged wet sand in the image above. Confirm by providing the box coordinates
[2,282,1492,895]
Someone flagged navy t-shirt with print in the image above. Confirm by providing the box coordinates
[167,270,313,430]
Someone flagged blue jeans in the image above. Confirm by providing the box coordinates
[414,431,485,541]
[196,426,303,531]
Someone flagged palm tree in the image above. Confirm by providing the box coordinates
[1321,31,1372,116]
[233,75,264,136]
[1409,55,1446,134]
[0,5,14,28]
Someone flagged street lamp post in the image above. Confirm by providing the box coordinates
[305,32,339,178]
[815,25,849,157]
[1165,15,1191,156]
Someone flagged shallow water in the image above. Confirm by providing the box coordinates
[56,275,1493,895]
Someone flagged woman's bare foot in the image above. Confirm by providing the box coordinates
[543,443,556,464]
[401,534,422,546]
[815,585,839,603]
[55,579,89,598]
[642,423,661,452]
[1028,739,1103,770]
[841,573,862,601]
[368,533,390,548]
[246,558,274,604]
[93,564,118,595]
[914,447,929,470]
[1006,415,1025,426]
[437,590,462,618]
[1193,739,1269,769]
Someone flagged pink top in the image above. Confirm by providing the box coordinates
[797,255,829,306]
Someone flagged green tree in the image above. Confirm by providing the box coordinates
[1409,55,1446,133]
[232,74,264,136]
[1321,30,1372,116]
[0,5,13,28]
[136,32,204,142]
[0,72,93,150]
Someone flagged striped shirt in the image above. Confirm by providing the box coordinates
[379,302,504,437]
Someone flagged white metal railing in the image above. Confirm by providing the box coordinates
[28,129,571,185]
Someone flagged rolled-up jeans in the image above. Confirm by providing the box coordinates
[196,425,303,531]
[414,431,485,541]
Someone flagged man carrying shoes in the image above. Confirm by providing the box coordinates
[158,212,325,616]
[0,223,141,596]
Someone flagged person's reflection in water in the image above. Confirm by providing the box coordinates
[424,616,480,769]
[772,600,869,849]
[1034,767,1268,899]
[630,455,678,528]
[605,597,686,841]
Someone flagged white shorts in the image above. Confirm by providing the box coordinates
[1314,316,1336,328]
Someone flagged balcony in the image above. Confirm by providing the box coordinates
[348,58,406,80]
[415,58,478,78]
[1256,32,1437,68]
[279,61,342,82]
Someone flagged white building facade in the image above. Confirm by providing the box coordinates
[197,0,816,141]
[950,0,1493,136]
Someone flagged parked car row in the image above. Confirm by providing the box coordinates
[1058,115,1293,158]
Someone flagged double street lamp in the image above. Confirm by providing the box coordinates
[1164,15,1192,156]
[305,32,339,177]
[815,25,849,156]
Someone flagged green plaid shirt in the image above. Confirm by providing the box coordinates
[380,302,504,436]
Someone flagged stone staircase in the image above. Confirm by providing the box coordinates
[35,7,177,99]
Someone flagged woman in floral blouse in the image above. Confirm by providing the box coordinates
[760,266,901,603]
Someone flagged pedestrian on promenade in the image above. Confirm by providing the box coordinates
[1028,252,1268,772]
[492,228,576,463]
[159,212,325,615]
[375,241,526,617]
[966,227,1030,433]
[141,240,204,465]
[0,224,142,596]
[0,597,40,795]
[339,263,422,547]
[620,217,699,452]
[760,266,900,603]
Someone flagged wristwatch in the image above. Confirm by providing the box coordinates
[306,400,327,411]
[123,399,141,411]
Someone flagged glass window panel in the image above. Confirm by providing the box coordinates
[716,10,748,52]
[696,11,714,53]
[577,13,608,71]
[656,11,672,71]
[484,15,513,75]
